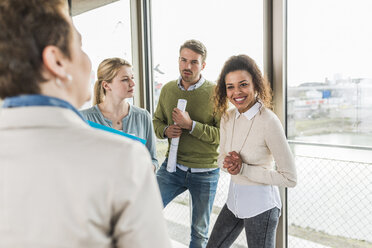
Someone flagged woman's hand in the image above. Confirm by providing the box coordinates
[223,151,242,175]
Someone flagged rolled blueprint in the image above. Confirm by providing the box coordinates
[167,99,187,172]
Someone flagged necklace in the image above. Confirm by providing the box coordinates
[230,114,256,154]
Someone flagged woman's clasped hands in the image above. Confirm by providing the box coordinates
[223,151,242,175]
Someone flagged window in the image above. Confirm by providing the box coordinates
[287,0,372,144]
[72,0,132,109]
[151,1,263,246]
[151,0,263,106]
[287,1,372,247]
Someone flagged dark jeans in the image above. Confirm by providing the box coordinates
[207,204,280,248]
[156,160,220,248]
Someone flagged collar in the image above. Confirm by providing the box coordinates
[235,101,262,120]
[177,75,205,91]
[0,106,88,130]
[2,94,86,122]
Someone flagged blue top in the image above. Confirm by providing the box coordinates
[2,94,85,121]
[80,104,158,168]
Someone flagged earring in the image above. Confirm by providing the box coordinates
[66,73,73,82]
[55,77,63,87]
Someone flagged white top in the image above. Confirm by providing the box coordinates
[227,181,282,218]
[219,102,297,218]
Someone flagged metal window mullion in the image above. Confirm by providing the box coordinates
[130,0,154,113]
[265,0,288,247]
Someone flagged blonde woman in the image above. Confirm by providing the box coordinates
[207,55,297,248]
[81,58,158,170]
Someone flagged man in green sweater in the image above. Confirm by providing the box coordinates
[153,40,220,248]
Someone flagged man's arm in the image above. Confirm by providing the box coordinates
[190,120,220,145]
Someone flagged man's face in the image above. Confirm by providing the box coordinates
[178,48,205,84]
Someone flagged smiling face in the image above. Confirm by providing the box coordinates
[104,65,135,100]
[178,48,205,86]
[225,70,256,113]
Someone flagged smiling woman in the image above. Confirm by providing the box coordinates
[208,54,296,248]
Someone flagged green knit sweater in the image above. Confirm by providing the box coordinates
[153,80,220,168]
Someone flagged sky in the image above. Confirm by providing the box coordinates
[287,0,372,85]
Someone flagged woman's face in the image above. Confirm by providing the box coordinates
[225,70,256,113]
[64,18,92,108]
[106,66,135,100]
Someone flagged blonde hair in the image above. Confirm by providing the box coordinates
[93,58,132,105]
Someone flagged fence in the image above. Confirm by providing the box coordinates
[157,139,372,248]
[288,141,372,248]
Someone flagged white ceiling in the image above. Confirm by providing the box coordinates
[71,0,120,16]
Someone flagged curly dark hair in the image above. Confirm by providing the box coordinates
[214,54,272,116]
[0,0,71,99]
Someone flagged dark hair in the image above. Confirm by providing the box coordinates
[94,58,132,105]
[214,54,272,116]
[179,39,207,62]
[0,0,71,99]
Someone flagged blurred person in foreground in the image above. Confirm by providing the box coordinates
[0,0,171,247]
[80,58,158,171]
[207,55,297,248]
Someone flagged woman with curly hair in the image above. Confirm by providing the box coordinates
[207,55,297,248]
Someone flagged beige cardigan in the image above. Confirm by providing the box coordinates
[218,106,297,187]
[0,106,171,248]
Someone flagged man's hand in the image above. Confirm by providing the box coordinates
[172,108,193,130]
[223,151,242,175]
[165,124,182,138]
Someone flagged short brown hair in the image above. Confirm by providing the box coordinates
[93,58,132,105]
[179,39,207,63]
[0,0,71,99]
[214,54,272,116]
